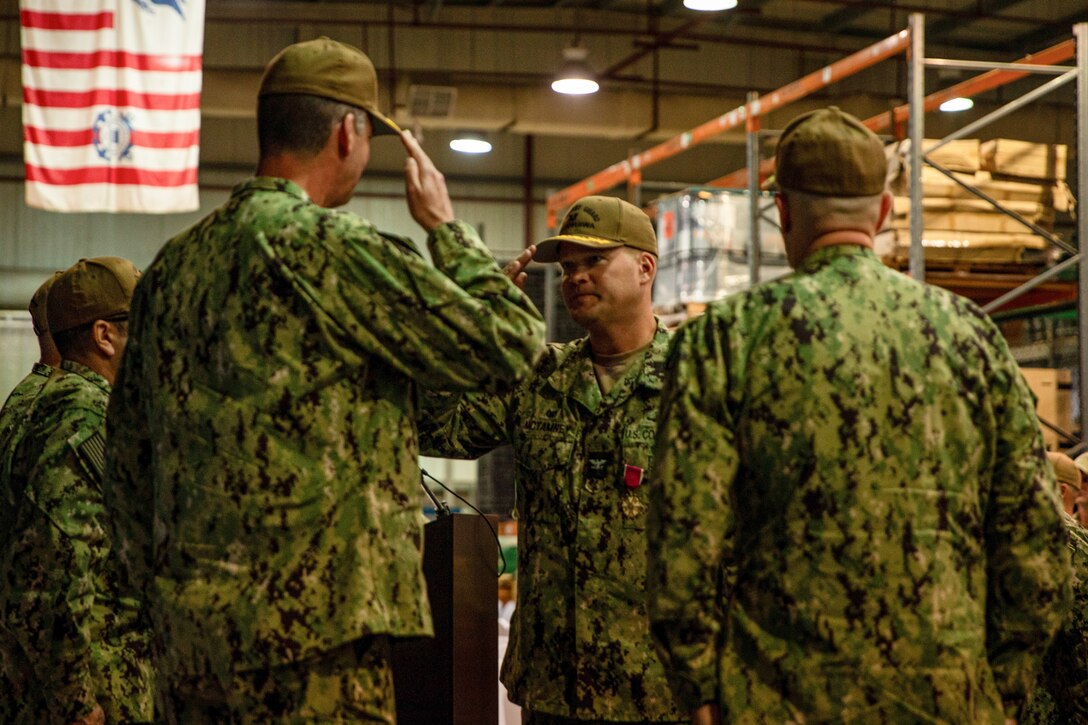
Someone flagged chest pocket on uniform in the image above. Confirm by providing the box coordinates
[518,432,574,471]
[621,423,656,475]
[514,432,575,519]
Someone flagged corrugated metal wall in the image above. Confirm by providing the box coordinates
[0,175,545,275]
[0,173,554,499]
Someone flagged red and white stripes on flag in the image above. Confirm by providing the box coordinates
[21,0,205,213]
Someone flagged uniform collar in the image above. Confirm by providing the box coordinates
[797,243,877,274]
[31,362,53,378]
[545,320,669,413]
[233,176,311,202]
[59,359,111,395]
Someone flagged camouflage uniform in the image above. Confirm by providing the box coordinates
[0,361,53,721]
[420,322,684,721]
[648,245,1071,723]
[103,176,544,718]
[0,362,53,508]
[0,360,152,724]
[162,635,396,723]
[1024,513,1088,724]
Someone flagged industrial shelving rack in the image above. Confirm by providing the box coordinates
[545,13,1088,444]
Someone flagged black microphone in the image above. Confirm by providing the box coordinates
[419,469,452,518]
[419,467,508,576]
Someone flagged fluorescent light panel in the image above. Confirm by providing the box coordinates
[551,77,599,95]
[450,137,492,154]
[683,0,738,10]
[939,97,974,112]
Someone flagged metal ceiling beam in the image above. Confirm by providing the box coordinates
[721,15,1017,54]
[926,0,1025,41]
[1008,8,1088,52]
[815,0,896,34]
[600,17,708,77]
[766,0,1039,26]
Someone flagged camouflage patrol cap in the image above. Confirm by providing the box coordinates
[259,37,401,136]
[535,195,657,263]
[28,270,63,337]
[48,257,140,334]
[774,106,887,197]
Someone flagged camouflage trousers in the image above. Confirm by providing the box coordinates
[0,624,153,724]
[158,635,395,724]
[524,713,688,725]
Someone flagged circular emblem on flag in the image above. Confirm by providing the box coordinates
[93,110,135,162]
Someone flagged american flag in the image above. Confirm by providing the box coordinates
[21,0,205,213]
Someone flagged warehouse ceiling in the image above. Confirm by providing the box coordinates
[1,0,1087,197]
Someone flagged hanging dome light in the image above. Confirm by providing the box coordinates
[552,42,599,95]
[449,133,492,154]
[939,97,974,112]
[683,0,738,10]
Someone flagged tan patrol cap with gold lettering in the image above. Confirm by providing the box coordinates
[534,195,657,263]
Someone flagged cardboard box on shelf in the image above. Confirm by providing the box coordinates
[890,210,1052,235]
[892,197,1054,234]
[893,197,1049,216]
[1020,367,1075,450]
[888,229,1055,266]
[924,138,980,172]
[893,228,1049,250]
[980,139,1067,181]
[919,168,1059,205]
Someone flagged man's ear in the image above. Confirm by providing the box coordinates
[90,320,117,358]
[639,251,657,284]
[876,190,893,230]
[336,113,356,159]
[775,193,791,234]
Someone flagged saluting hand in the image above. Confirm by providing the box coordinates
[402,130,456,232]
[503,245,536,290]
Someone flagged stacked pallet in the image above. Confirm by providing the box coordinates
[880,138,1075,271]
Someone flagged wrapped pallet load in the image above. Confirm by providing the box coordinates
[651,187,789,317]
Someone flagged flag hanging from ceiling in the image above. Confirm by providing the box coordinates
[21,0,205,213]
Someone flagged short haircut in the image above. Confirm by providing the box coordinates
[781,189,885,235]
[53,319,128,360]
[258,93,368,158]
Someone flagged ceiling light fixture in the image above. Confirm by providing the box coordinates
[939,97,974,112]
[552,42,599,95]
[449,133,492,154]
[683,0,738,10]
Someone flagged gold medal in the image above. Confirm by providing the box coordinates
[621,491,645,520]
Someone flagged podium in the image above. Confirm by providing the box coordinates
[393,513,498,724]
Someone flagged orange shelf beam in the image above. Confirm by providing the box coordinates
[544,29,911,226]
[709,38,1076,188]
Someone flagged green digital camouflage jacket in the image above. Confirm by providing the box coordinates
[1024,513,1088,724]
[103,177,544,687]
[0,360,152,724]
[420,322,684,721]
[648,245,1071,724]
[0,362,54,723]
[0,362,53,522]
